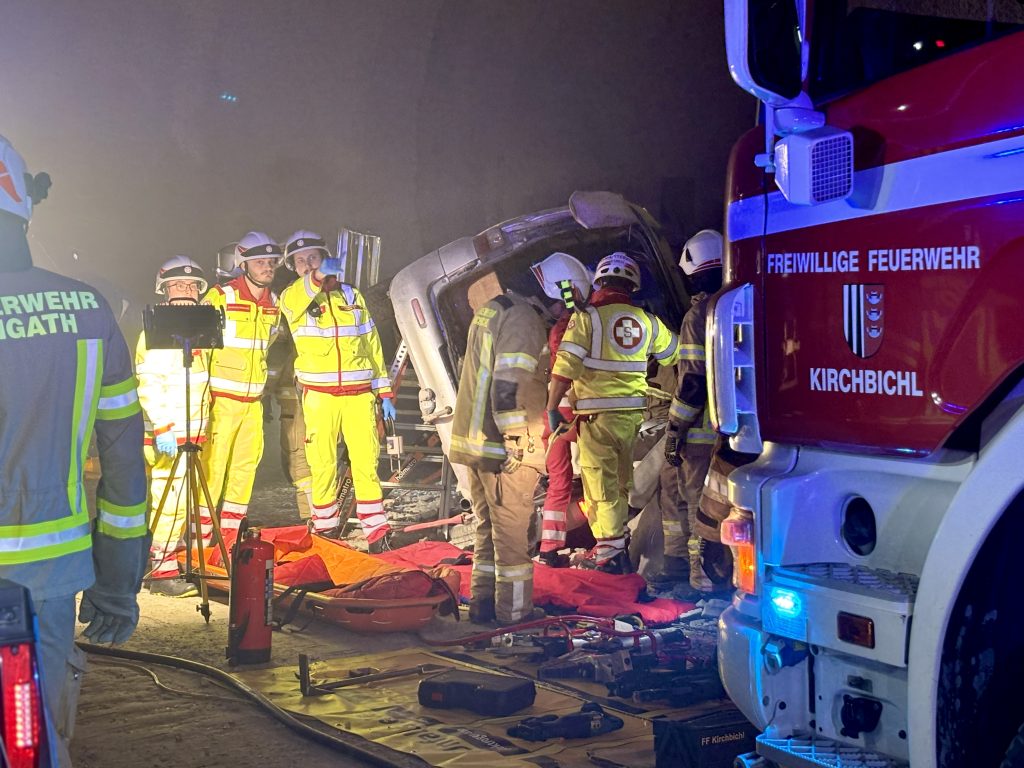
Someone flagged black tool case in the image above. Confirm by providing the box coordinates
[418,670,536,716]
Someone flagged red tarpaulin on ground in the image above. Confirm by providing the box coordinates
[198,528,694,625]
[375,540,695,625]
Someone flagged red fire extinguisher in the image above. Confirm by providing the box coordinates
[226,520,275,666]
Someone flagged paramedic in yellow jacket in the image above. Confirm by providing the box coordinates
[546,252,679,574]
[450,273,548,626]
[200,231,282,537]
[136,256,211,597]
[279,239,396,548]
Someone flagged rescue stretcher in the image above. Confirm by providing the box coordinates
[180,525,460,633]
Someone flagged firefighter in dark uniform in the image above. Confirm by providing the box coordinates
[0,134,149,765]
[663,229,728,592]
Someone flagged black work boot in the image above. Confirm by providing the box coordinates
[646,555,690,586]
[367,533,393,554]
[149,577,199,598]
[468,600,496,625]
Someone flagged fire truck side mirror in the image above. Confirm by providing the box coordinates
[724,0,804,107]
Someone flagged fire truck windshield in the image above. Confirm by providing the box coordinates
[809,1,1024,103]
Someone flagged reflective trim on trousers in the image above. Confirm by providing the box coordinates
[356,498,390,541]
[594,537,625,563]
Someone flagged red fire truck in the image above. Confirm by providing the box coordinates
[714,2,1024,767]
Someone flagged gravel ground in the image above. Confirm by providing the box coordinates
[70,414,470,768]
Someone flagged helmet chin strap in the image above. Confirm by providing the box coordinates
[243,263,272,288]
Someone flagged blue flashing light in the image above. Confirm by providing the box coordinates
[769,588,803,620]
[219,92,239,103]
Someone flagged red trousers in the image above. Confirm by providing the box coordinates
[540,407,576,553]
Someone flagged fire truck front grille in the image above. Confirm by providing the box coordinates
[810,134,853,204]
[785,563,918,601]
[756,734,908,767]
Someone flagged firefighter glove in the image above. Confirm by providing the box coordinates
[547,409,567,433]
[80,530,152,645]
[664,428,685,467]
[380,397,397,422]
[154,431,177,457]
[502,446,525,475]
[318,257,345,277]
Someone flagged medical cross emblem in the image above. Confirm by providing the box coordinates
[612,316,643,350]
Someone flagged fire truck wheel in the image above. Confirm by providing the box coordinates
[937,497,1024,768]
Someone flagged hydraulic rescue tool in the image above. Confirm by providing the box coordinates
[507,702,624,741]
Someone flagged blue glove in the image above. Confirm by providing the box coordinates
[154,431,177,456]
[319,257,345,277]
[381,398,397,421]
[547,409,568,433]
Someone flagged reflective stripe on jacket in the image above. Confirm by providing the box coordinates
[202,277,279,400]
[668,292,716,445]
[135,330,210,444]
[0,268,147,594]
[278,274,392,396]
[450,295,547,473]
[552,289,678,413]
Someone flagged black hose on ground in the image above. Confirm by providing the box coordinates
[77,642,426,768]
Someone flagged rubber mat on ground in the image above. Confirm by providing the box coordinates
[233,647,730,767]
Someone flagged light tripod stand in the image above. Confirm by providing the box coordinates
[148,335,232,623]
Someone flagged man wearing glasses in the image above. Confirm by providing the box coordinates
[135,257,211,596]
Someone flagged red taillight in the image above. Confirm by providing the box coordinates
[1,644,41,767]
[721,509,757,594]
[411,298,427,329]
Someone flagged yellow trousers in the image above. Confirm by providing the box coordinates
[200,396,264,537]
[303,389,388,541]
[145,445,190,578]
[578,410,643,546]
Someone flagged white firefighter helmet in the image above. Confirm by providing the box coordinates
[216,242,241,281]
[155,255,208,295]
[531,252,593,306]
[679,229,723,276]
[0,134,33,223]
[283,229,330,270]
[234,231,283,266]
[593,251,641,292]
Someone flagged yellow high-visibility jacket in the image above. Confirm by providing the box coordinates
[135,329,210,445]
[202,277,280,401]
[279,275,392,397]
[450,295,548,473]
[552,287,678,413]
